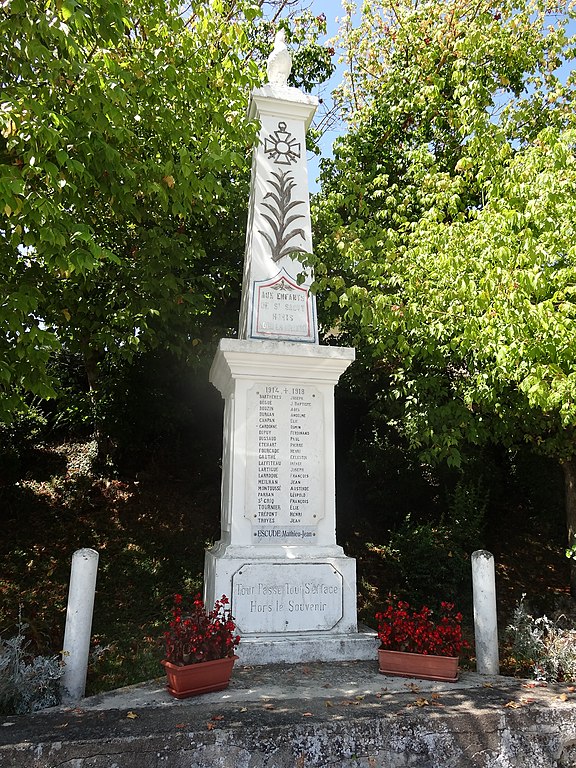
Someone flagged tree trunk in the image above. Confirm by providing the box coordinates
[82,345,100,395]
[561,457,576,599]
[81,342,109,459]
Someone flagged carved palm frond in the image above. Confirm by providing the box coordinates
[257,169,306,262]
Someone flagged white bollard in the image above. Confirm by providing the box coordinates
[471,550,499,675]
[61,548,99,703]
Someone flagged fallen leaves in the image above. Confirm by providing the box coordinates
[126,711,138,719]
[407,692,444,709]
[503,697,536,709]
[375,688,388,698]
[206,713,225,729]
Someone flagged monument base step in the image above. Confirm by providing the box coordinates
[235,625,378,665]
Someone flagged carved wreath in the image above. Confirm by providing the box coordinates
[258,169,306,262]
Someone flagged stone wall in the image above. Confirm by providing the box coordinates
[2,680,575,768]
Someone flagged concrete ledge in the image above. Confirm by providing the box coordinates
[237,626,378,665]
[2,662,576,767]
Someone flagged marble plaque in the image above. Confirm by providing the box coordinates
[232,563,343,633]
[251,270,316,343]
[246,382,324,541]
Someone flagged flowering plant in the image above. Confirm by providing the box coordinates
[164,594,240,666]
[376,601,468,657]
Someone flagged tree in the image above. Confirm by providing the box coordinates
[311,0,576,590]
[0,0,265,424]
[1,0,333,435]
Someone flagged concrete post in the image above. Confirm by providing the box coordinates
[471,550,499,675]
[61,548,99,703]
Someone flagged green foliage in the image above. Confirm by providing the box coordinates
[387,480,486,606]
[0,618,63,714]
[0,405,47,483]
[1,0,265,423]
[312,0,576,480]
[0,0,333,432]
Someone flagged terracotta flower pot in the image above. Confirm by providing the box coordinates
[378,648,458,682]
[162,656,238,699]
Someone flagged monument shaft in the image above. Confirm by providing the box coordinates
[204,39,377,663]
[238,86,318,343]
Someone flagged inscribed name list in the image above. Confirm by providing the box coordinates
[246,383,324,541]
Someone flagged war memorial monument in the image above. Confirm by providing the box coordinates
[204,32,377,664]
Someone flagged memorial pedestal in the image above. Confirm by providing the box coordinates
[204,339,377,664]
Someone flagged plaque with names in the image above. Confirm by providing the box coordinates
[246,382,324,542]
[232,563,343,633]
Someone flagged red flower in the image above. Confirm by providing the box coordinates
[376,600,469,657]
[164,593,240,666]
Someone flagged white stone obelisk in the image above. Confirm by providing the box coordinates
[238,29,318,344]
[204,33,377,664]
